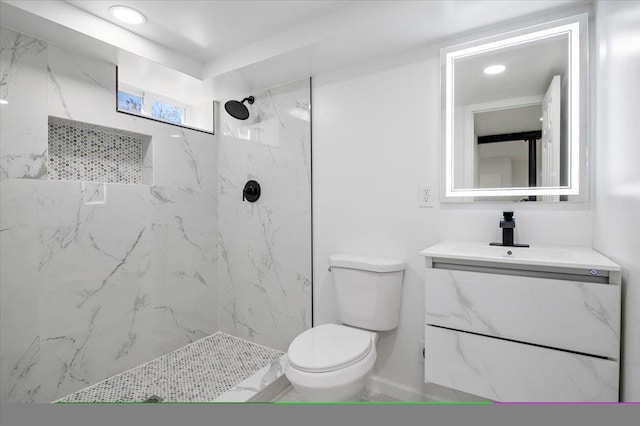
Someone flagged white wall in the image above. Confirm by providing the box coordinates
[312,49,593,400]
[593,0,640,402]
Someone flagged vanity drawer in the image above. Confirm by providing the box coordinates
[425,326,619,402]
[425,268,620,358]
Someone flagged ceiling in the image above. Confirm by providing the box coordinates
[0,0,586,100]
[475,104,543,137]
[455,35,568,105]
[66,1,353,62]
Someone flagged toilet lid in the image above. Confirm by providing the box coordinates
[287,324,373,373]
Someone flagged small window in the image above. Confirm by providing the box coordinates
[151,99,184,124]
[117,91,143,114]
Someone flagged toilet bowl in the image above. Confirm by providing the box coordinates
[285,254,405,401]
[285,324,378,401]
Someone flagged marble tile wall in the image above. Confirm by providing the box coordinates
[218,79,312,352]
[0,29,47,180]
[0,179,41,402]
[0,27,218,402]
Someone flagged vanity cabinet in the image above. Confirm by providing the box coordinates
[420,241,621,402]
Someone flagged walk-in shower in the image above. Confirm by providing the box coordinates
[0,24,312,404]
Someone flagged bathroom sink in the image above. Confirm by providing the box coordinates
[454,244,573,260]
[419,241,621,271]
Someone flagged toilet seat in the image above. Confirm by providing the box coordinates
[288,324,373,373]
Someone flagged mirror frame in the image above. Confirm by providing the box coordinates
[442,14,588,199]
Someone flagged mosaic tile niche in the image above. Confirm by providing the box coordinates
[48,116,152,184]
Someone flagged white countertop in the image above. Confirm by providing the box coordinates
[420,241,621,271]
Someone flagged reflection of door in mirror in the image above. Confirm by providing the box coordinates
[540,75,561,201]
[464,98,543,201]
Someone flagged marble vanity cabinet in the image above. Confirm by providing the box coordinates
[420,241,621,402]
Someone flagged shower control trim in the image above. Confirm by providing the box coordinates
[243,180,261,202]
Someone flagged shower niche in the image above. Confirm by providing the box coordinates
[47,116,152,185]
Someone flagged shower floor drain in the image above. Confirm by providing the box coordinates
[143,395,163,403]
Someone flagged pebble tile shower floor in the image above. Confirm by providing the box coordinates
[57,333,282,403]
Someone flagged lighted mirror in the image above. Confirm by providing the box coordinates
[442,14,588,201]
[116,66,215,134]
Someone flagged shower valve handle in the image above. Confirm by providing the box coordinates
[242,180,261,202]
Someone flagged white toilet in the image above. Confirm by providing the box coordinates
[285,254,405,401]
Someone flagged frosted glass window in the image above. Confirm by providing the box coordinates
[151,99,184,124]
[117,91,143,114]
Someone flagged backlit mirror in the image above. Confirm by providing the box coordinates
[442,14,588,201]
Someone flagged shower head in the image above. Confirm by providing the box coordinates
[224,96,254,120]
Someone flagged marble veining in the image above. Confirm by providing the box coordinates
[47,64,72,120]
[219,78,311,352]
[0,179,42,402]
[57,333,282,403]
[425,268,620,358]
[426,326,618,402]
[577,282,620,340]
[1,31,45,92]
[1,28,48,181]
[423,244,622,401]
[1,27,219,403]
[4,336,40,402]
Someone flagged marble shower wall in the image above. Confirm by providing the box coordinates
[219,79,311,352]
[0,28,218,402]
[0,29,47,180]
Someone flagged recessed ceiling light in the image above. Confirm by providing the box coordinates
[169,134,181,138]
[0,99,8,105]
[483,64,506,75]
[109,5,147,25]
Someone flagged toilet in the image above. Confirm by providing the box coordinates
[285,254,405,401]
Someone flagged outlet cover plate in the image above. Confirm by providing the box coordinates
[419,184,435,208]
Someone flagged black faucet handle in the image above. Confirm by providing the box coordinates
[503,211,514,220]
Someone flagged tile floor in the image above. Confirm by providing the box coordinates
[57,332,282,403]
[274,386,399,403]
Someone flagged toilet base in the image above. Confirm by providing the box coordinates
[284,345,376,402]
[286,374,368,402]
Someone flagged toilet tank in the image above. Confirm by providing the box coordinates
[329,254,406,331]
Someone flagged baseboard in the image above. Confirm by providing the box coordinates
[366,375,430,402]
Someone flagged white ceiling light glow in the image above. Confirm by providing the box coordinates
[483,64,506,75]
[109,5,147,25]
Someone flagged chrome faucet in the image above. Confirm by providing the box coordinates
[490,211,529,247]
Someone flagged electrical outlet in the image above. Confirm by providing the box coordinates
[418,340,425,364]
[419,184,435,208]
